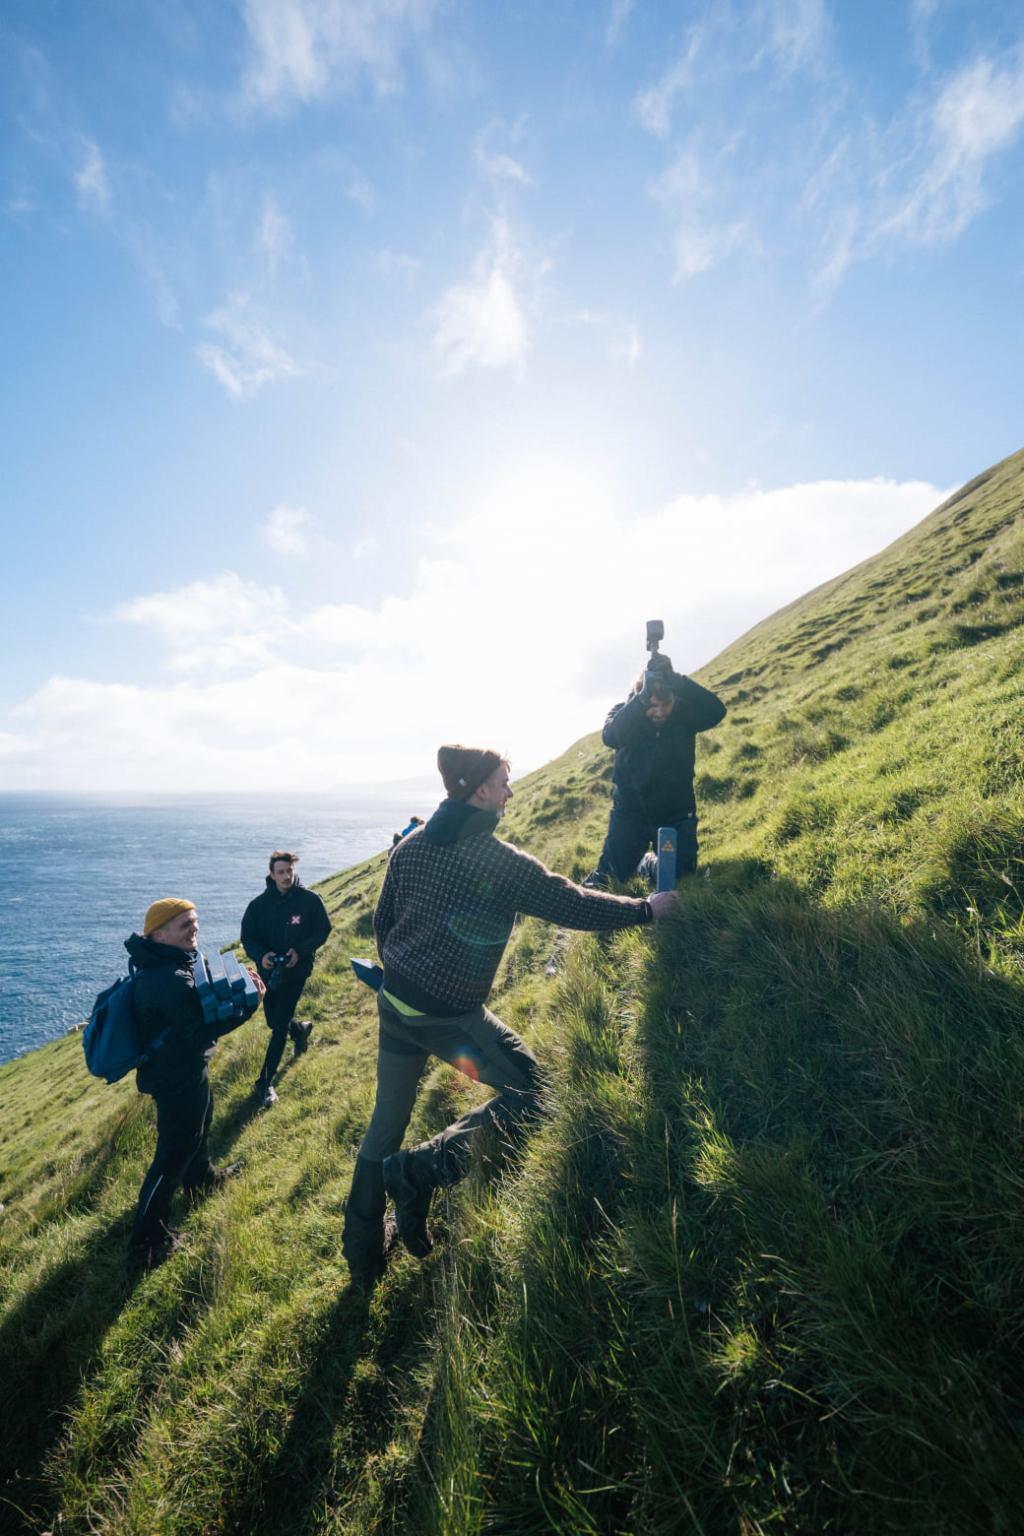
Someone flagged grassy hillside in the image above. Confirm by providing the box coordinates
[2,447,1023,1534]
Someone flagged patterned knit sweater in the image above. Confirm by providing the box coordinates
[375,799,652,1016]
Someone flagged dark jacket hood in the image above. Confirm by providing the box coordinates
[264,874,305,893]
[125,932,197,971]
[422,799,500,847]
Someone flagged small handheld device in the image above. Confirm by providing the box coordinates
[267,953,290,992]
[646,619,664,657]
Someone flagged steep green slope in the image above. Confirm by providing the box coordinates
[1,449,1022,1535]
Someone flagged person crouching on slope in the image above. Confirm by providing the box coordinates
[127,899,265,1270]
[341,745,677,1289]
[241,851,332,1108]
[584,653,726,888]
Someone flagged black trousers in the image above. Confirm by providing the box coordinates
[596,803,698,882]
[131,1068,214,1249]
[257,963,311,1086]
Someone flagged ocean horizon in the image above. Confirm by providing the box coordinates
[0,789,436,1067]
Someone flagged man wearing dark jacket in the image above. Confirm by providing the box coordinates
[341,745,677,1289]
[128,897,259,1269]
[586,656,726,886]
[241,851,332,1108]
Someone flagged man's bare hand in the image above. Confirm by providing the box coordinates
[249,967,267,999]
[648,891,677,919]
[285,948,299,968]
[261,952,275,971]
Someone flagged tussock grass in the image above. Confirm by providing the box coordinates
[2,447,1024,1532]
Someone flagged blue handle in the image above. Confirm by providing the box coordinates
[656,827,677,893]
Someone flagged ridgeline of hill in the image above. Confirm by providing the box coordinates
[2,448,1023,1535]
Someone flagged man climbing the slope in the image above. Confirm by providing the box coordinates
[241,851,332,1108]
[341,745,677,1289]
[584,653,726,888]
[128,898,264,1269]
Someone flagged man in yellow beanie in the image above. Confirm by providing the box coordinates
[126,898,262,1268]
[341,744,676,1288]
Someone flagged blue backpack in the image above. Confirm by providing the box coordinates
[82,966,170,1084]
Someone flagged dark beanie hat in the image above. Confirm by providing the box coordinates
[437,744,504,801]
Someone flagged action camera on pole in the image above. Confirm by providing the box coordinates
[645,619,671,685]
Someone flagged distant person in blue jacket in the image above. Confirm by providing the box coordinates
[241,851,332,1108]
[584,656,726,887]
[128,898,262,1270]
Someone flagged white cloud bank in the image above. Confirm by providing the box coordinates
[3,473,951,792]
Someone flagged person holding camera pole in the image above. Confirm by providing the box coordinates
[341,744,678,1291]
[241,851,331,1108]
[584,629,726,889]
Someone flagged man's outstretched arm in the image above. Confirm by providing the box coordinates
[497,842,674,930]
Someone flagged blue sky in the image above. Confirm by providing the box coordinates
[2,0,1023,791]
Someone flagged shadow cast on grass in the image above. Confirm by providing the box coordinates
[628,871,1024,1534]
[0,1215,142,1528]
[219,1264,438,1536]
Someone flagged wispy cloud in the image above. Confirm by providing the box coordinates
[885,53,1024,246]
[570,310,643,368]
[759,0,827,74]
[74,139,110,212]
[197,292,299,398]
[634,33,703,138]
[650,143,750,281]
[241,0,438,110]
[3,190,37,221]
[264,503,311,555]
[257,195,294,274]
[633,1,826,138]
[609,325,642,369]
[817,48,1024,285]
[474,121,534,186]
[431,217,530,376]
[343,164,376,210]
[376,247,421,282]
[606,0,635,49]
[112,573,289,675]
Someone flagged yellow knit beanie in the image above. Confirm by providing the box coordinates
[144,897,196,937]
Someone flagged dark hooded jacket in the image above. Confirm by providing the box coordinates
[125,932,241,1094]
[603,671,726,823]
[375,798,652,1017]
[241,875,331,976]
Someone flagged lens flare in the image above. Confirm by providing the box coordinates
[452,1052,481,1082]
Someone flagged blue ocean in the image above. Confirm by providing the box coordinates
[0,791,433,1066]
